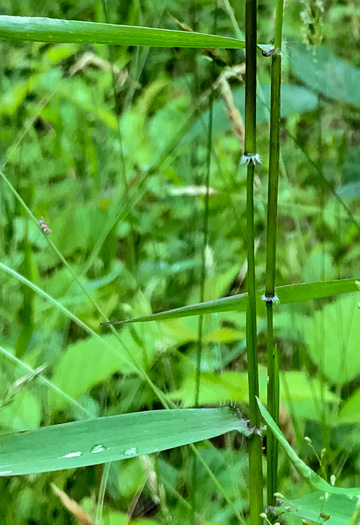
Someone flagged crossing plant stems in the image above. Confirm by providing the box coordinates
[0,4,359,525]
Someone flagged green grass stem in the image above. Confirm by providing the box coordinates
[244,0,263,520]
[265,0,284,510]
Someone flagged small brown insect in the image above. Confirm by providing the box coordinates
[39,216,51,235]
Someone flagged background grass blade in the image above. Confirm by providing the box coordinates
[102,277,360,325]
[0,16,245,48]
[0,408,250,477]
[0,344,92,418]
[257,398,360,497]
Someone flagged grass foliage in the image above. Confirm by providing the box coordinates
[0,0,360,523]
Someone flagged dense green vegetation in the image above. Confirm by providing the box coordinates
[0,0,359,523]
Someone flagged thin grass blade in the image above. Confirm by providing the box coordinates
[102,277,360,325]
[0,16,245,48]
[257,398,360,497]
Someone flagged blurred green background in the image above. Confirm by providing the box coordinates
[0,0,359,523]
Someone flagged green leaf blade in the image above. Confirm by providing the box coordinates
[102,278,359,325]
[187,84,318,142]
[0,408,250,476]
[0,16,245,48]
[277,491,359,525]
[305,295,360,385]
[289,43,360,107]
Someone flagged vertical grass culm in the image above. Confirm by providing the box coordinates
[264,0,285,512]
[242,0,263,520]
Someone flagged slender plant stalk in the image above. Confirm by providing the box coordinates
[193,9,215,521]
[195,62,214,408]
[96,462,111,524]
[101,0,137,270]
[244,0,263,521]
[265,0,284,510]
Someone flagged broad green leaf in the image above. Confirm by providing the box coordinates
[0,391,41,432]
[49,329,157,413]
[279,371,336,421]
[58,80,118,129]
[337,389,360,424]
[115,457,148,498]
[0,408,251,476]
[276,491,358,525]
[161,318,199,345]
[188,265,241,304]
[305,295,360,385]
[0,261,102,338]
[102,278,359,325]
[0,16,245,48]
[0,74,43,116]
[81,498,158,525]
[170,369,335,417]
[0,262,154,395]
[169,371,248,407]
[185,448,248,519]
[341,147,360,185]
[350,500,360,525]
[44,43,79,62]
[187,84,318,141]
[288,43,360,107]
[337,181,360,199]
[204,327,244,343]
[303,250,336,283]
[161,318,243,345]
[0,344,92,418]
[257,398,360,497]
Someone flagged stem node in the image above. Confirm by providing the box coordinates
[241,153,262,165]
[261,293,280,304]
